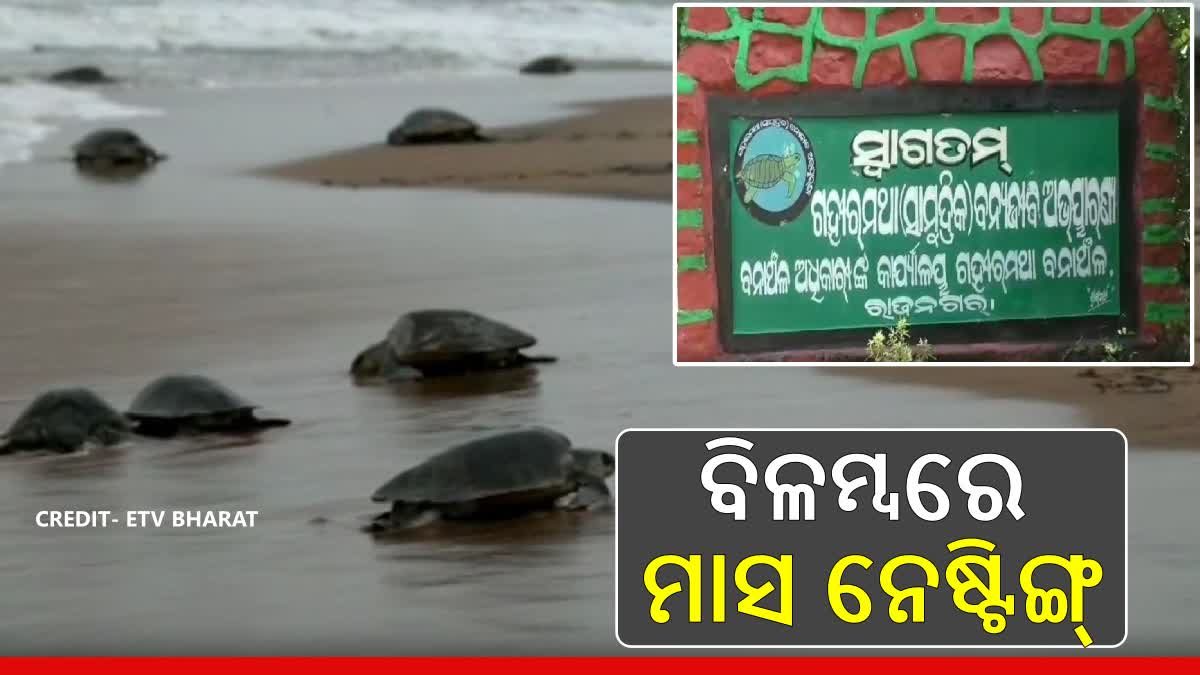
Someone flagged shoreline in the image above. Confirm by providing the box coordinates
[258,95,673,202]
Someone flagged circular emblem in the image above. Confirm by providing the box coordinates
[733,117,817,226]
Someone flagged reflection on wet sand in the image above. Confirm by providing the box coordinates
[74,163,156,185]
[383,368,543,400]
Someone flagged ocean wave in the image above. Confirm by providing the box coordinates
[0,80,162,166]
[0,0,671,65]
[0,0,668,166]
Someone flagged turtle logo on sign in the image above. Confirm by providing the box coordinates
[733,117,817,226]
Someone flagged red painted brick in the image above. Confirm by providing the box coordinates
[973,36,1033,82]
[677,321,719,362]
[676,143,701,166]
[1141,105,1178,144]
[822,8,866,38]
[763,7,811,26]
[809,44,856,87]
[863,46,907,86]
[937,8,1000,24]
[1052,7,1093,24]
[687,7,731,32]
[748,33,806,75]
[1143,285,1188,305]
[677,185,704,211]
[1143,245,1184,269]
[1140,160,1178,197]
[1133,15,1177,89]
[737,7,754,20]
[877,8,922,37]
[677,178,703,206]
[678,270,716,311]
[678,41,741,92]
[1011,8,1044,35]
[1040,36,1101,80]
[914,36,965,81]
[677,229,706,257]
[677,95,705,131]
[1142,213,1176,229]
[1101,7,1146,27]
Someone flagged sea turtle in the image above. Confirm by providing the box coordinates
[0,388,130,454]
[366,426,615,532]
[71,128,165,167]
[48,65,118,85]
[737,149,802,203]
[386,108,489,146]
[125,374,291,438]
[519,55,576,75]
[350,309,557,381]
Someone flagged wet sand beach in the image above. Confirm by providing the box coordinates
[0,72,1196,655]
[263,96,673,202]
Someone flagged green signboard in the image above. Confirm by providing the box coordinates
[722,102,1125,340]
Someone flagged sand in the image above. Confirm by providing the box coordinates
[262,96,673,202]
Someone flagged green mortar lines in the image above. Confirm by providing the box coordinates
[678,164,702,180]
[677,209,704,230]
[678,254,708,272]
[677,73,698,95]
[1144,93,1180,113]
[678,7,1153,90]
[1146,303,1189,325]
[1143,266,1182,286]
[677,130,699,144]
[1144,224,1182,245]
[678,309,715,326]
[1143,198,1176,215]
[1146,143,1178,162]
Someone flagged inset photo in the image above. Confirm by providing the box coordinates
[674,4,1194,365]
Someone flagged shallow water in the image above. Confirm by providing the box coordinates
[0,77,1196,655]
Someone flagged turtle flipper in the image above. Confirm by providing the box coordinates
[131,419,181,439]
[382,365,423,383]
[561,476,612,511]
[743,186,758,203]
[363,503,440,534]
[518,353,558,365]
[251,416,292,430]
[783,172,797,198]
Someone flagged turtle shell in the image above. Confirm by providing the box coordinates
[388,109,480,145]
[72,128,149,159]
[386,309,538,365]
[739,154,788,189]
[520,55,576,75]
[126,375,258,421]
[371,427,575,505]
[4,388,128,445]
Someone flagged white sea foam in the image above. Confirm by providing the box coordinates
[0,0,671,65]
[0,81,162,166]
[0,0,669,166]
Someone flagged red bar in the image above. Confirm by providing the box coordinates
[1,658,1199,675]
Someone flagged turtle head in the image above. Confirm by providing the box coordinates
[569,448,615,479]
[350,341,390,378]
